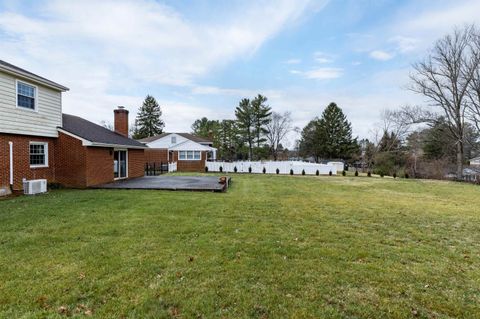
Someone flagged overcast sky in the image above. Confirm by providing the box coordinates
[1,0,480,147]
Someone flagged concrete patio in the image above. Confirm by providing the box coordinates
[95,175,230,192]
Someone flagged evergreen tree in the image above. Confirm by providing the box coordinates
[235,98,255,160]
[251,94,272,159]
[317,102,357,159]
[133,95,164,139]
[299,103,357,161]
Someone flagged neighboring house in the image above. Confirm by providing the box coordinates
[139,133,216,172]
[470,157,480,166]
[0,60,145,195]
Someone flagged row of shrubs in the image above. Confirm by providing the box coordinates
[206,166,410,178]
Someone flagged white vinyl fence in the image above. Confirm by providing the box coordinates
[168,162,177,172]
[206,161,338,175]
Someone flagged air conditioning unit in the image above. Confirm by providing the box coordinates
[23,179,47,195]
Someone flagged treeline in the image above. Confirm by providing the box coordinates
[191,94,293,161]
[363,24,480,179]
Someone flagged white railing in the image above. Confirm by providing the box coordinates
[168,162,177,172]
[206,161,338,175]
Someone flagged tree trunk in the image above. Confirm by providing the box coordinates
[456,141,464,179]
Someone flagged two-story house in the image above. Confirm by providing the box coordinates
[0,60,146,195]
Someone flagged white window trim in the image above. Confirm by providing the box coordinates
[29,141,48,168]
[16,79,39,112]
[178,150,202,161]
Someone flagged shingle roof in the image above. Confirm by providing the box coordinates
[0,60,69,91]
[61,114,145,148]
[138,132,212,144]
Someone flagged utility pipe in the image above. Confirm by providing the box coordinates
[8,141,13,186]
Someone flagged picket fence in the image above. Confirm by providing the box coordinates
[168,162,177,172]
[206,161,340,175]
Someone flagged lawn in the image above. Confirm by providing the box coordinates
[1,174,480,318]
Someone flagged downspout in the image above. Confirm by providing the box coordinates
[8,141,13,189]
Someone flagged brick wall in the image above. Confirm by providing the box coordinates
[1,132,146,192]
[172,150,207,172]
[55,132,87,188]
[145,148,169,164]
[128,149,146,178]
[85,147,114,187]
[0,133,56,191]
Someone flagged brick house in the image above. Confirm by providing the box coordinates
[0,60,145,195]
[139,133,216,172]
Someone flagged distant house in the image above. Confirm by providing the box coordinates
[139,133,216,172]
[0,60,146,195]
[470,157,480,166]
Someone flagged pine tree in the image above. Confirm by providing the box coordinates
[251,94,272,159]
[133,95,164,139]
[235,98,254,160]
[299,103,357,161]
[317,102,357,159]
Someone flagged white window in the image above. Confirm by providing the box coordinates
[17,81,37,111]
[178,150,201,160]
[171,136,176,144]
[29,142,48,167]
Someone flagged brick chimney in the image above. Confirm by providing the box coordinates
[114,106,129,137]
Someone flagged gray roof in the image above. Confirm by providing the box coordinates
[138,132,212,144]
[0,60,69,91]
[61,114,145,148]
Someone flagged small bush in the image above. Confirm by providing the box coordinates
[262,167,266,174]
[329,171,332,176]
[316,170,319,176]
[205,166,208,173]
[405,173,409,179]
[248,166,252,173]
[342,170,346,176]
[276,168,279,174]
[290,169,294,175]
[380,172,384,178]
[367,171,371,177]
[219,166,223,173]
[234,166,237,173]
[301,169,305,175]
[354,170,359,176]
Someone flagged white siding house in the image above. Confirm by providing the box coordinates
[0,62,67,137]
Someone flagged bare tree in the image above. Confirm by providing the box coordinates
[265,111,293,160]
[409,25,480,178]
[467,31,480,131]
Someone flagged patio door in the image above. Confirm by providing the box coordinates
[114,150,127,179]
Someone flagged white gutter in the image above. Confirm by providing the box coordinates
[8,141,13,185]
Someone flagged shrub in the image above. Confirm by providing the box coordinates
[302,169,305,175]
[367,171,371,177]
[263,167,266,174]
[355,170,359,177]
[276,168,279,174]
[380,172,384,178]
[205,166,208,173]
[316,170,319,176]
[290,169,294,175]
[219,166,223,173]
[248,166,252,173]
[234,166,237,173]
[342,170,346,176]
[329,171,332,176]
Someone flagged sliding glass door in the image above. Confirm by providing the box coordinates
[114,150,127,179]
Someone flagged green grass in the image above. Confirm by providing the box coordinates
[1,174,480,318]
